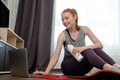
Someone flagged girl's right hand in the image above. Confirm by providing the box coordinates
[33,70,49,75]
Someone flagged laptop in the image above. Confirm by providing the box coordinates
[9,48,33,78]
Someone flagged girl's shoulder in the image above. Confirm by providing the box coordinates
[58,31,66,42]
[80,25,89,30]
[80,26,91,34]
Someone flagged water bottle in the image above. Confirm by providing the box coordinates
[67,44,83,62]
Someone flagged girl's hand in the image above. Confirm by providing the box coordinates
[33,70,49,75]
[72,47,85,55]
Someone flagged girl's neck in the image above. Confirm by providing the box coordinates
[68,26,78,33]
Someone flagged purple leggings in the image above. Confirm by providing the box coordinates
[61,48,115,76]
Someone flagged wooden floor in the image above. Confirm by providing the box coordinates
[0,69,85,80]
[0,74,34,80]
[0,74,85,80]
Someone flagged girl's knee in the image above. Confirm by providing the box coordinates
[94,48,101,50]
[94,48,102,51]
[82,48,94,55]
[84,48,93,52]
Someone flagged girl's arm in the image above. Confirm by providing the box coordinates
[33,32,66,75]
[83,26,103,49]
[45,32,65,73]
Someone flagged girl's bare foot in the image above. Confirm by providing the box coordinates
[113,64,120,68]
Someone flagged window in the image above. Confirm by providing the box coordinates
[51,0,120,68]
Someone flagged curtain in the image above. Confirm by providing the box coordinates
[15,0,54,72]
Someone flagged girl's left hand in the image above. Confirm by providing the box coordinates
[72,47,85,55]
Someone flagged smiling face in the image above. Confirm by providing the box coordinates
[61,12,76,29]
[61,8,79,30]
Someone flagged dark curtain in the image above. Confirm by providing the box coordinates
[15,0,54,72]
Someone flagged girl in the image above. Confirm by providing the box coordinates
[33,8,120,76]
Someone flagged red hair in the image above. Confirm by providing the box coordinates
[61,8,80,30]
